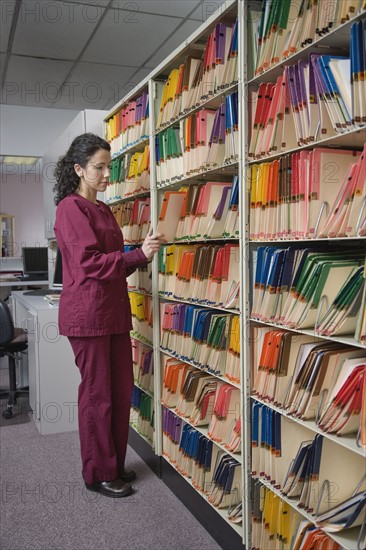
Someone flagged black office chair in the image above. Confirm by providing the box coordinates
[0,299,28,419]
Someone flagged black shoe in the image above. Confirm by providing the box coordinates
[84,478,133,498]
[119,469,137,482]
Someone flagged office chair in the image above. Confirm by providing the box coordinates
[0,299,28,420]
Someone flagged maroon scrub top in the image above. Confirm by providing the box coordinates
[54,194,148,337]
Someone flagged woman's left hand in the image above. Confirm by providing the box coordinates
[141,228,163,261]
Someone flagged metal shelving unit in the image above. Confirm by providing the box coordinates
[103,2,366,548]
[244,1,366,548]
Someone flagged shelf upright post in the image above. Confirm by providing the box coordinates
[238,0,251,547]
[149,76,163,457]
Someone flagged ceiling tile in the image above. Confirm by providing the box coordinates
[65,61,140,109]
[130,66,151,83]
[81,10,179,66]
[44,94,107,110]
[189,0,227,22]
[3,56,74,107]
[12,0,105,60]
[147,19,203,68]
[102,66,152,110]
[1,0,17,52]
[0,53,7,86]
[62,0,110,5]
[112,0,201,19]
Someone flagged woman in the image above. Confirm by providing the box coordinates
[53,133,161,498]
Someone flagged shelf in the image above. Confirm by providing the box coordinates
[248,10,366,86]
[130,331,153,348]
[124,240,144,246]
[106,80,150,119]
[151,0,237,80]
[161,403,242,464]
[111,135,149,160]
[163,236,239,244]
[249,236,366,244]
[102,4,365,550]
[156,160,238,190]
[160,347,240,389]
[106,190,150,205]
[251,395,365,458]
[129,422,154,448]
[250,318,366,350]
[248,127,366,165]
[0,214,15,259]
[159,294,240,315]
[156,82,238,135]
[161,453,243,538]
[134,381,153,399]
[254,477,362,550]
[128,289,152,297]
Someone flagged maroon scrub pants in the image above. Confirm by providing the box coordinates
[69,333,134,484]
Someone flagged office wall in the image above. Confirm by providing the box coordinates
[0,105,79,156]
[0,171,47,253]
[0,105,107,254]
[0,104,80,254]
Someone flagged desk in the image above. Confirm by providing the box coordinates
[11,291,80,435]
[0,276,48,302]
[1,255,48,302]
[0,278,48,287]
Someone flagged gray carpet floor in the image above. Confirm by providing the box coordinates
[0,406,221,550]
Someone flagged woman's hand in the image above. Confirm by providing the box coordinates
[141,227,163,261]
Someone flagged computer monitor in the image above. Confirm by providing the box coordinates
[22,247,48,279]
[52,247,63,289]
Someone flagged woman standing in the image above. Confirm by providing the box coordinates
[53,133,161,498]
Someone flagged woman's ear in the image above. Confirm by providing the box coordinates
[74,163,83,178]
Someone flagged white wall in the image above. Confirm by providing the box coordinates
[0,104,97,253]
[0,171,47,253]
[0,104,80,156]
[1,105,107,253]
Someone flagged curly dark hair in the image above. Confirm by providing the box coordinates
[53,133,111,205]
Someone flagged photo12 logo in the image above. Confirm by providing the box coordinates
[1,1,141,24]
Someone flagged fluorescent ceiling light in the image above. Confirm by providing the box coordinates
[2,156,40,165]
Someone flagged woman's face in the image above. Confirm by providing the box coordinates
[76,148,111,195]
